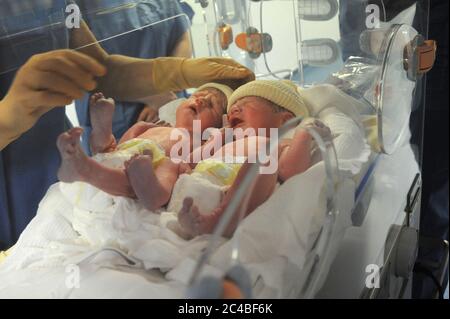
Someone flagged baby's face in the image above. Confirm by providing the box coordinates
[228,96,291,132]
[176,88,226,131]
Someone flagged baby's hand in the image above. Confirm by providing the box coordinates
[155,120,172,127]
[178,198,219,237]
[299,118,332,141]
[138,106,159,123]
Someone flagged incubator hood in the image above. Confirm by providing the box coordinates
[194,0,435,156]
[186,0,436,299]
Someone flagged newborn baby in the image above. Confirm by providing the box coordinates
[57,83,233,210]
[171,80,332,238]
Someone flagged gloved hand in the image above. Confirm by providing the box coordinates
[0,50,106,149]
[152,57,255,92]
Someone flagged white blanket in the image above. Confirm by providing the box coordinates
[0,159,341,299]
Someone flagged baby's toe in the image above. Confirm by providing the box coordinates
[181,198,194,213]
[142,149,154,158]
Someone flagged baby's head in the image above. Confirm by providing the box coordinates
[176,83,234,132]
[227,80,309,132]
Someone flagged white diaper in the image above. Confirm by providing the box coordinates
[168,157,246,216]
[168,174,225,216]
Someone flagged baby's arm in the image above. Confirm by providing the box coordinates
[278,130,314,183]
[278,119,332,182]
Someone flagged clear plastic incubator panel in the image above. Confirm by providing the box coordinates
[189,0,433,298]
[0,0,192,75]
[192,0,432,156]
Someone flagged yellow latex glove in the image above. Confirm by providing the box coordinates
[0,50,106,150]
[152,57,255,92]
[97,56,254,102]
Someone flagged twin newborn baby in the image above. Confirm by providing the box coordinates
[57,80,331,238]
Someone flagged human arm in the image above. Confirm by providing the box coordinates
[137,29,193,122]
[0,49,106,150]
[70,21,254,102]
[278,119,332,183]
[170,30,193,59]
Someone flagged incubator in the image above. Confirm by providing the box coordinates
[187,0,436,299]
[0,0,437,299]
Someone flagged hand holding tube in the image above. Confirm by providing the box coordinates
[96,56,254,103]
[0,50,106,149]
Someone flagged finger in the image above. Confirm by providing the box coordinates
[213,65,254,80]
[142,149,153,157]
[146,112,158,123]
[126,156,142,172]
[182,197,194,211]
[124,158,134,170]
[33,91,74,108]
[151,115,160,124]
[90,93,101,105]
[30,91,74,117]
[191,205,202,219]
[157,120,168,127]
[36,57,97,92]
[207,58,249,69]
[61,50,107,77]
[208,58,255,80]
[180,197,194,216]
[68,127,84,138]
[30,71,84,100]
[138,109,149,122]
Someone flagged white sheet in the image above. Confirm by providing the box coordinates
[0,159,349,298]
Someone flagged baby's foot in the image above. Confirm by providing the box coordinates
[125,151,162,211]
[57,127,90,183]
[178,198,219,237]
[89,92,116,154]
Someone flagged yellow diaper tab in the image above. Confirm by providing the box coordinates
[194,159,243,187]
[0,247,13,264]
[117,138,167,168]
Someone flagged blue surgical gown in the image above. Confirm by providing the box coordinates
[0,0,70,249]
